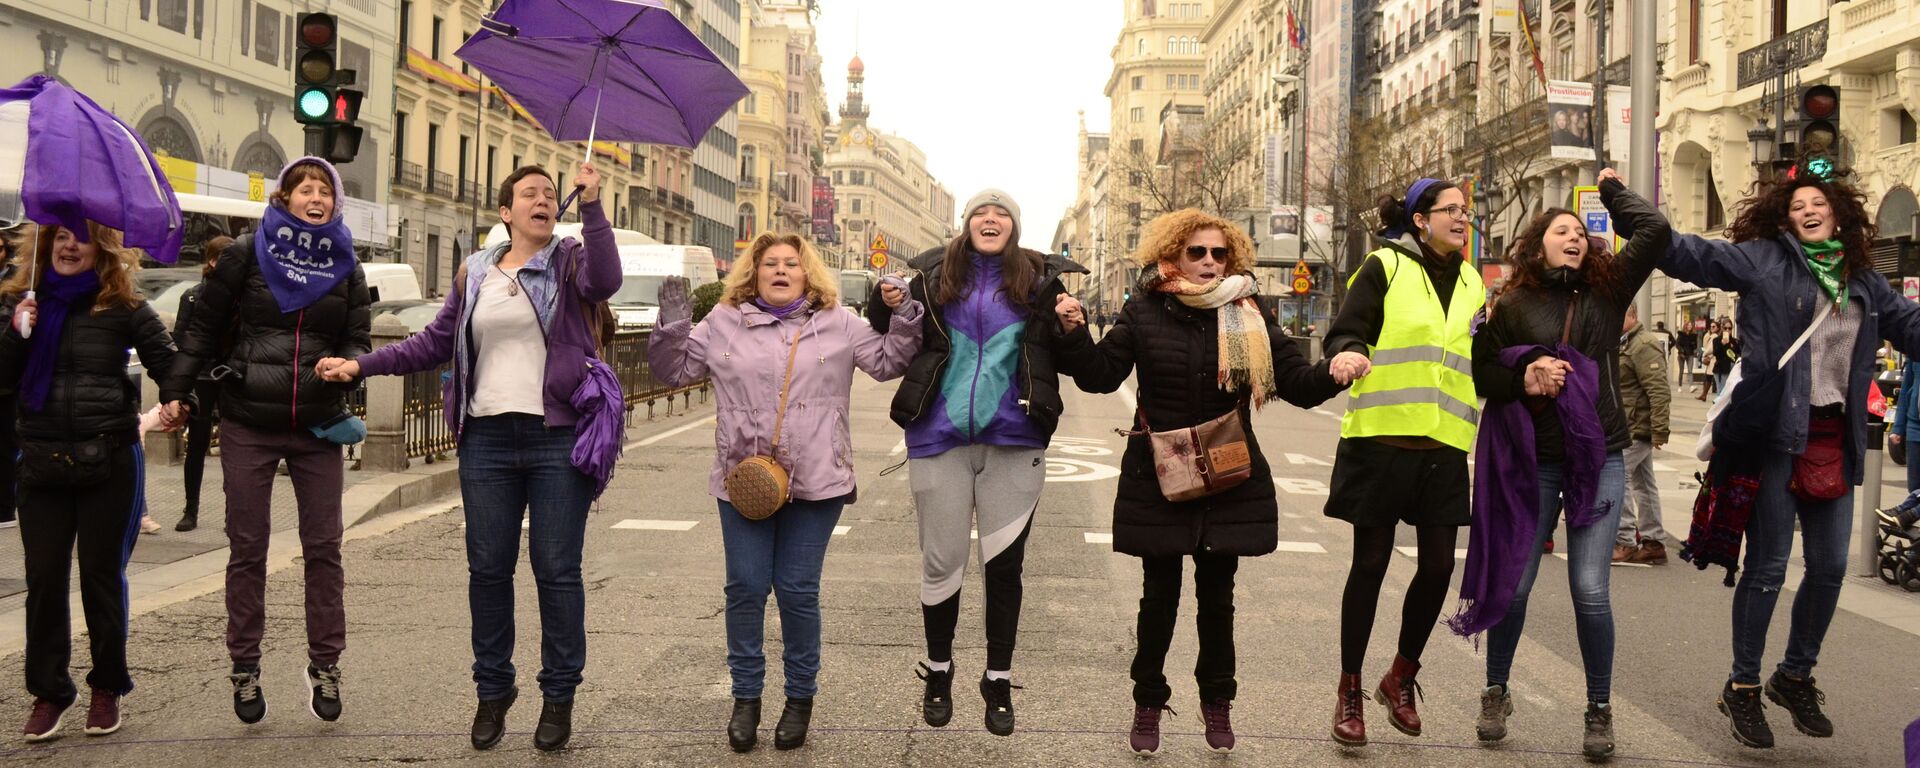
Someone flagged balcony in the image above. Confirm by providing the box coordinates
[394,161,424,191]
[738,176,762,191]
[655,188,669,205]
[455,180,486,204]
[1738,19,1829,89]
[429,171,455,199]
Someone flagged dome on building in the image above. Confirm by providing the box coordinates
[848,54,865,74]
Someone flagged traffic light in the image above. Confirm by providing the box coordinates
[294,13,339,125]
[1797,84,1840,160]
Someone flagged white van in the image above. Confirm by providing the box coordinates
[362,263,423,302]
[608,244,720,330]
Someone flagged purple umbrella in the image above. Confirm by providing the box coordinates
[0,75,183,265]
[457,0,749,150]
[570,357,626,501]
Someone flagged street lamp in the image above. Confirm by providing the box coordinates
[1748,120,1776,178]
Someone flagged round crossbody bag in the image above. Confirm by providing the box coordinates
[724,319,807,520]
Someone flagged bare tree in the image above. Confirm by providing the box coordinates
[1106,119,1259,229]
[1462,81,1553,250]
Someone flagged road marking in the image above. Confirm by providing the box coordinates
[1285,453,1333,467]
[1275,541,1328,554]
[627,415,718,450]
[1084,532,1114,544]
[1397,546,1470,559]
[1298,524,1318,534]
[832,525,851,536]
[1275,478,1330,496]
[1312,408,1341,420]
[1282,512,1302,519]
[612,519,700,531]
[1046,457,1120,482]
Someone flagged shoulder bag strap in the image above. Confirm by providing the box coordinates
[768,317,809,455]
[1774,305,1830,371]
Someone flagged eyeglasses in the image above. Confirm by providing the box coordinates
[1184,245,1230,260]
[1427,204,1474,219]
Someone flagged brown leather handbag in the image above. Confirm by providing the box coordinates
[1118,402,1254,503]
[724,321,807,520]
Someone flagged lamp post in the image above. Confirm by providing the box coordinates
[1471,178,1505,265]
[1748,120,1777,183]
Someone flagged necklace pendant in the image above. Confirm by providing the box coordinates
[507,282,519,297]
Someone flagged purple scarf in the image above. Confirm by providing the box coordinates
[254,202,356,313]
[17,270,103,412]
[752,296,807,319]
[1448,342,1608,640]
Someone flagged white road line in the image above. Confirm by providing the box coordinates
[1275,478,1330,496]
[1285,453,1334,467]
[1281,512,1302,519]
[1312,408,1341,419]
[1396,546,1470,559]
[627,415,718,450]
[611,519,701,531]
[832,525,851,536]
[1274,541,1327,554]
[1298,524,1318,534]
[1084,532,1114,544]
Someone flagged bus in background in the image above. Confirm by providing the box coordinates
[609,244,719,331]
[839,269,876,316]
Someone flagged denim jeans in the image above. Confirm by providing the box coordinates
[458,414,594,702]
[1729,449,1853,685]
[1906,442,1920,495]
[1487,452,1626,703]
[717,496,846,700]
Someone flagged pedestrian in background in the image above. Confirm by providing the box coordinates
[866,188,1088,737]
[0,221,27,532]
[650,232,922,753]
[1615,304,1673,565]
[1056,209,1356,755]
[165,157,370,727]
[4,221,189,741]
[1704,319,1739,403]
[321,162,616,753]
[1660,165,1920,749]
[171,234,231,533]
[1322,178,1484,748]
[1673,325,1698,389]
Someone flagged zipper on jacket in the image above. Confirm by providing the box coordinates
[291,309,304,430]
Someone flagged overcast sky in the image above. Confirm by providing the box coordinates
[809,0,1122,251]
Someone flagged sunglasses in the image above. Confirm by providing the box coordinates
[1184,245,1230,260]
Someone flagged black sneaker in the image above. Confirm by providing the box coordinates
[1583,702,1615,760]
[979,674,1020,737]
[534,698,572,752]
[471,686,517,750]
[1717,681,1773,749]
[305,664,342,722]
[1764,671,1833,738]
[917,662,953,727]
[230,665,267,724]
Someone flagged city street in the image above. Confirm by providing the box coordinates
[2,368,1915,767]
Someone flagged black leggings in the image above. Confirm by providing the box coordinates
[922,519,1032,671]
[1340,524,1458,674]
[1132,553,1238,706]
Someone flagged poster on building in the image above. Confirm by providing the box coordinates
[1270,205,1299,241]
[1490,0,1519,33]
[810,175,837,244]
[1605,85,1632,168]
[1547,80,1596,161]
[1264,133,1281,210]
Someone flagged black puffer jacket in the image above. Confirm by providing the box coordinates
[1471,180,1670,458]
[0,293,188,441]
[164,237,372,430]
[867,246,1089,437]
[1061,291,1344,557]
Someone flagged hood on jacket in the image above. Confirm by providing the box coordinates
[273,156,348,224]
[907,245,1089,281]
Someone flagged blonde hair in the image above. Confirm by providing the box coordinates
[2,221,144,313]
[723,232,840,310]
[1134,209,1257,279]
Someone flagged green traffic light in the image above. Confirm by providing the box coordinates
[298,89,330,119]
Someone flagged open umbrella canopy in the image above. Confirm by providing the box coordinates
[0,75,183,263]
[458,0,750,149]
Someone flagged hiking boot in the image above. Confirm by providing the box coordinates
[1477,684,1513,742]
[1717,681,1774,749]
[305,664,342,722]
[1764,671,1833,738]
[1878,507,1920,530]
[917,662,953,727]
[1611,543,1635,563]
[83,689,122,736]
[1200,698,1235,753]
[230,665,267,724]
[773,697,812,751]
[1375,654,1423,736]
[471,686,517,750]
[979,675,1019,736]
[1628,540,1669,565]
[534,698,572,751]
[1584,702,1615,759]
[1128,705,1171,755]
[23,697,71,742]
[175,504,198,532]
[1332,672,1368,746]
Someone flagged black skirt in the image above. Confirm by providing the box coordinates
[1323,437,1471,527]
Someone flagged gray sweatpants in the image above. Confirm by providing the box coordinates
[1617,439,1666,546]
[909,444,1047,670]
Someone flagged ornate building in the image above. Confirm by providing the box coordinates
[822,56,955,271]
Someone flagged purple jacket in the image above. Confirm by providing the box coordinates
[649,300,924,502]
[355,200,620,438]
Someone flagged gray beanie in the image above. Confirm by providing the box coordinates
[963,188,1021,232]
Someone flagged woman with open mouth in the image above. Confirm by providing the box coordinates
[1456,168,1670,760]
[1658,164,1920,751]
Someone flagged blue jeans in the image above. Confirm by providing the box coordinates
[1487,452,1626,703]
[1730,449,1853,685]
[1906,441,1920,495]
[458,414,594,702]
[717,496,846,700]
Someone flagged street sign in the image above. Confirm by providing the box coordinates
[1291,260,1311,279]
[869,252,887,270]
[1291,276,1312,295]
[1903,277,1919,303]
[869,232,889,254]
[1572,185,1624,251]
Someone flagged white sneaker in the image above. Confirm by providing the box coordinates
[139,516,162,535]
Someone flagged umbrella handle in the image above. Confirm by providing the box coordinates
[15,290,33,338]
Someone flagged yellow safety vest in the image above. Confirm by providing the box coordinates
[1340,245,1485,452]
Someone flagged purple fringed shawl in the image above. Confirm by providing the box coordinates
[1448,343,1610,640]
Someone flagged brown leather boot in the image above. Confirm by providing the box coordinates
[1629,539,1669,565]
[1332,673,1369,746]
[1376,655,1424,736]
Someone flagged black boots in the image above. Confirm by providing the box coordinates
[175,503,198,532]
[470,686,516,750]
[728,698,761,752]
[774,698,813,750]
[533,698,572,752]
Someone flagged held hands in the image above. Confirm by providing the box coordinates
[315,357,360,383]
[658,277,692,326]
[1523,356,1573,397]
[158,400,190,431]
[1054,294,1086,333]
[576,161,601,204]
[1328,351,1372,385]
[879,281,907,310]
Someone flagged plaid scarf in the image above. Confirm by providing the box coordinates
[1153,264,1275,406]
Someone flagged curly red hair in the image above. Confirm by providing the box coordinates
[1134,209,1256,286]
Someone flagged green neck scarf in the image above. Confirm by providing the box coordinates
[1801,238,1847,307]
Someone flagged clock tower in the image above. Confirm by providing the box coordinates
[838,54,869,127]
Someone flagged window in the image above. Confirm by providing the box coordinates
[253,6,281,65]
[158,0,189,33]
[833,170,842,184]
[392,111,407,176]
[1166,74,1175,89]
[458,135,469,188]
[740,145,757,179]
[737,204,756,239]
[1896,108,1918,146]
[1131,106,1144,123]
[1130,171,1142,187]
[1686,0,1700,63]
[851,198,862,214]
[1130,138,1144,154]
[1138,38,1147,55]
[1705,166,1724,229]
[1133,75,1144,90]
[485,145,497,190]
[1771,0,1786,38]
[426,123,439,177]
[431,17,443,60]
[399,0,411,50]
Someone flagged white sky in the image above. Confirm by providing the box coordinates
[810,0,1122,251]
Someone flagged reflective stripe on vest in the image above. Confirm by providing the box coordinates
[1341,246,1486,452]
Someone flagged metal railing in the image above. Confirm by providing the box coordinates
[430,171,456,198]
[395,162,424,191]
[1737,19,1828,89]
